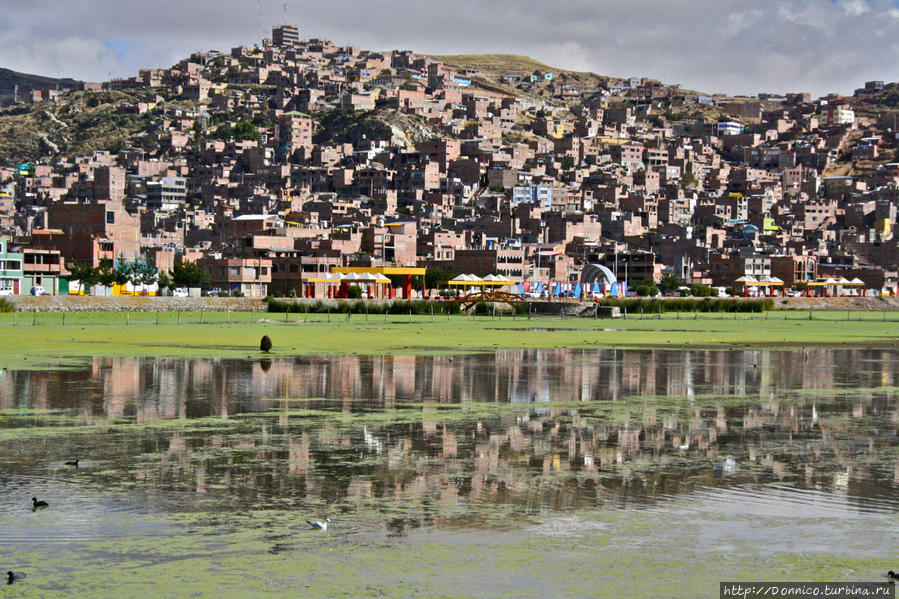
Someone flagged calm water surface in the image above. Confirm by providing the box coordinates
[1,348,898,597]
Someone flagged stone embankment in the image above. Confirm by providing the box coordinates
[10,296,267,312]
[768,295,899,311]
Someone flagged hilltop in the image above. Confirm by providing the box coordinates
[0,67,80,108]
[431,53,621,103]
[431,53,622,83]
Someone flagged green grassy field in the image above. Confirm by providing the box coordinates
[1,310,899,367]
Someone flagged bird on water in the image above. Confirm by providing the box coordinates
[7,571,26,584]
[31,497,48,511]
[65,459,79,467]
[888,570,899,582]
[307,518,331,531]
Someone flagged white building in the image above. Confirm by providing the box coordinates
[821,105,854,127]
[717,121,744,136]
[512,184,553,208]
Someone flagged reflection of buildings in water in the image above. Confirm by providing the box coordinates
[1,349,899,516]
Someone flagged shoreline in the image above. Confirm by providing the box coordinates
[6,294,899,312]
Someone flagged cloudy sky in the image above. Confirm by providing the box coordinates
[2,0,898,97]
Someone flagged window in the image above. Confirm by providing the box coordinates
[106,211,115,224]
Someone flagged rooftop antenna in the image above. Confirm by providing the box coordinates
[283,0,288,24]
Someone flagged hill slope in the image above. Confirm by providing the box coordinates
[0,90,153,163]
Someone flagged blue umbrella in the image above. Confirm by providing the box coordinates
[592,281,601,294]
[554,282,562,297]
[573,282,582,297]
[535,281,544,293]
[611,283,620,297]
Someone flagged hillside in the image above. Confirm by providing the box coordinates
[0,90,154,163]
[315,108,448,149]
[0,68,80,108]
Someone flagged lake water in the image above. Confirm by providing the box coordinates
[1,348,898,597]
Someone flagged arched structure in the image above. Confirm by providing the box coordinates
[580,263,618,288]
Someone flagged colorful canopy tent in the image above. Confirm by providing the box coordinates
[790,276,868,296]
[806,276,866,296]
[306,271,392,298]
[333,266,426,299]
[446,274,515,289]
[735,275,785,296]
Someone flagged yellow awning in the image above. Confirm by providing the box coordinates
[333,266,426,276]
[446,280,516,286]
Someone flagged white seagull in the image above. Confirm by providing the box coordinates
[307,518,331,531]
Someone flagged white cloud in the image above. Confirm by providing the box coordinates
[840,0,870,16]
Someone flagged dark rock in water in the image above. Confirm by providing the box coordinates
[260,335,272,352]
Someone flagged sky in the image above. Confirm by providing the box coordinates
[1,0,898,97]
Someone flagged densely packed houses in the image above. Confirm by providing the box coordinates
[1,25,898,297]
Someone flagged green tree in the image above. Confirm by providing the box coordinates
[683,171,698,188]
[157,269,172,291]
[172,261,209,288]
[635,277,659,297]
[66,262,99,293]
[96,263,117,288]
[139,263,158,288]
[212,123,232,140]
[191,120,206,153]
[123,261,158,292]
[424,266,458,290]
[232,120,258,141]
[560,155,575,170]
[113,261,131,286]
[690,284,712,297]
[251,109,274,128]
[659,274,682,294]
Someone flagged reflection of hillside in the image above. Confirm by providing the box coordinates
[1,349,899,522]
